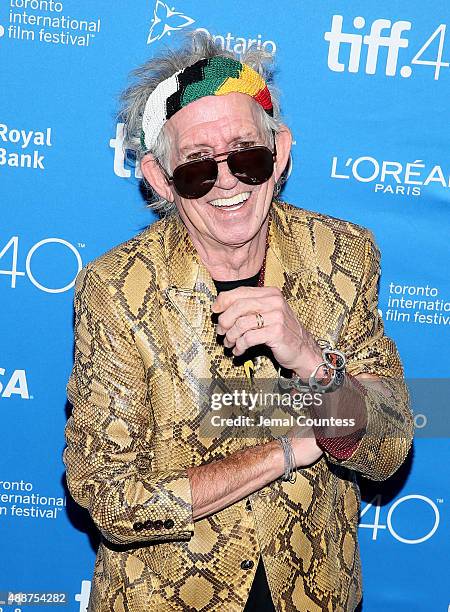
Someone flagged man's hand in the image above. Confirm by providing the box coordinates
[212,286,322,379]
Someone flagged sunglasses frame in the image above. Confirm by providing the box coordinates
[160,134,278,199]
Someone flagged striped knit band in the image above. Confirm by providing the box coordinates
[141,56,273,151]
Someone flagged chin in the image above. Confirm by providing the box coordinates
[209,222,263,246]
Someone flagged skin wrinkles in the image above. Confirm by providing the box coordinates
[179,131,261,161]
[142,92,292,281]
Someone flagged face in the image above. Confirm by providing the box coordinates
[142,93,292,250]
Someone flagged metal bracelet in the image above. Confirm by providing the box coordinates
[308,362,346,393]
[275,435,297,484]
[278,339,346,395]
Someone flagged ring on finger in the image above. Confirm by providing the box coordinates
[255,312,264,329]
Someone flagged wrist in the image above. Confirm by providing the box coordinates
[266,439,287,482]
[284,340,346,395]
[274,435,297,483]
[291,350,324,381]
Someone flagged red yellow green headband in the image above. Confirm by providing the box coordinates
[141,56,273,150]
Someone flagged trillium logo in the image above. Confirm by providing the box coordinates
[147,0,194,44]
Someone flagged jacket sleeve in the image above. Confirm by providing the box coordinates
[63,265,194,545]
[322,231,414,481]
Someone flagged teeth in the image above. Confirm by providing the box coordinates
[210,192,251,207]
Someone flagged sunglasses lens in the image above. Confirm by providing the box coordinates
[172,159,217,199]
[170,146,274,198]
[228,147,274,185]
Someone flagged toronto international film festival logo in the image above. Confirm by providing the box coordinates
[2,0,101,47]
[324,14,449,80]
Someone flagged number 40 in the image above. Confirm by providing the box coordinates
[0,236,82,293]
[359,494,440,544]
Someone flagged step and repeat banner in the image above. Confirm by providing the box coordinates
[1,1,449,610]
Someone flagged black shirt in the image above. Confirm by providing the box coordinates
[213,270,275,612]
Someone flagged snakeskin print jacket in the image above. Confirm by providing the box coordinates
[64,201,413,611]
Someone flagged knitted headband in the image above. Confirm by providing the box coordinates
[141,56,273,151]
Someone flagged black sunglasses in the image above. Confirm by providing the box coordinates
[162,140,277,199]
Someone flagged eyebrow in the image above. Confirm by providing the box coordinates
[179,131,261,156]
[180,142,212,156]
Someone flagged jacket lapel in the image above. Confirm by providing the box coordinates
[158,203,331,454]
[161,213,228,390]
[264,203,318,330]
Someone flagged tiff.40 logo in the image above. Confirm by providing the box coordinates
[325,15,449,80]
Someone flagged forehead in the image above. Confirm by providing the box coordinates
[165,92,263,149]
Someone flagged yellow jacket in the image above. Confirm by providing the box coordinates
[64,201,413,611]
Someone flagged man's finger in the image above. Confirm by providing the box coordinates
[217,296,286,332]
[212,286,281,313]
[223,311,282,345]
[232,328,270,356]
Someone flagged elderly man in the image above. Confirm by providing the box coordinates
[64,33,413,612]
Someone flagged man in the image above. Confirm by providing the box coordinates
[64,33,413,611]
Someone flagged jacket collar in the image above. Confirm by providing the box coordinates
[162,200,315,298]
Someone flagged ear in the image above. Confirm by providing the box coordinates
[140,153,175,202]
[273,125,292,182]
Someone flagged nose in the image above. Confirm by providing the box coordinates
[214,158,239,191]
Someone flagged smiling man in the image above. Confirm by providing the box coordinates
[64,33,413,611]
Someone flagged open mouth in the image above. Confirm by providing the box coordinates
[209,191,251,210]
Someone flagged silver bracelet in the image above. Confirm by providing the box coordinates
[275,435,297,484]
[278,339,346,395]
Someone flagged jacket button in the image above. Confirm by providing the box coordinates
[164,519,175,529]
[133,521,144,532]
[153,520,164,530]
[143,519,154,529]
[240,559,254,570]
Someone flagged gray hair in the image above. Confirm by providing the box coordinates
[119,31,285,215]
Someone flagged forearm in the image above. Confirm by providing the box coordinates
[187,440,284,520]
